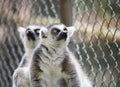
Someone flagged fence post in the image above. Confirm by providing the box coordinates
[59,0,73,26]
[59,0,75,52]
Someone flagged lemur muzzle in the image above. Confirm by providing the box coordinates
[57,32,67,41]
[26,30,36,41]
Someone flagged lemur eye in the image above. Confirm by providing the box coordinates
[51,28,60,35]
[34,29,40,35]
[63,28,68,32]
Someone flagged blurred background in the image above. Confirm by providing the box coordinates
[0,0,119,87]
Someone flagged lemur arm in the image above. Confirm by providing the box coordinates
[62,56,81,87]
[62,56,92,87]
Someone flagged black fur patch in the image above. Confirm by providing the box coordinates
[57,32,67,41]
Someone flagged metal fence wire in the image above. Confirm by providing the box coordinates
[0,0,120,87]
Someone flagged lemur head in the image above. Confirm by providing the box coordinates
[41,23,75,48]
[18,25,47,52]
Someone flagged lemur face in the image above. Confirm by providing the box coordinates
[18,25,47,49]
[18,25,42,41]
[50,25,68,41]
[46,23,75,42]
[41,23,75,47]
[25,26,40,41]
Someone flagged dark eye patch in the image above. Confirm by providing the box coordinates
[34,28,40,35]
[51,28,60,35]
[63,28,68,32]
[25,28,30,34]
[26,28,30,30]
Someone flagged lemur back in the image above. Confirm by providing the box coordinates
[30,23,92,87]
[12,25,46,87]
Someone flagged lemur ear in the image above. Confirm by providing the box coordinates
[18,27,26,38]
[39,27,48,39]
[67,26,76,37]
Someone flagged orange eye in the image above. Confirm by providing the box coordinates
[51,28,60,35]
[34,29,40,33]
[53,29,57,33]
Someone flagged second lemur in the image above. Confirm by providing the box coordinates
[30,23,92,87]
[12,25,47,87]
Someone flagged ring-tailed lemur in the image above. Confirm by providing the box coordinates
[12,25,47,87]
[30,23,92,87]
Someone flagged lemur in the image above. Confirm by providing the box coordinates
[30,23,92,87]
[12,25,47,87]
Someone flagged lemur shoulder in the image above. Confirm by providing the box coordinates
[12,25,46,87]
[30,23,92,87]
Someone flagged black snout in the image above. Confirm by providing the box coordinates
[26,30,36,41]
[57,32,67,41]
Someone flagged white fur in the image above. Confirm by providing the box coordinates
[67,26,76,37]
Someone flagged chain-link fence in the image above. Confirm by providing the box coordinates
[0,0,119,87]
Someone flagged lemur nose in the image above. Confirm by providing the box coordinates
[26,30,33,36]
[26,30,36,41]
[60,32,67,37]
[57,32,67,41]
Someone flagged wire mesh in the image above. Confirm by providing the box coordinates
[0,0,120,87]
